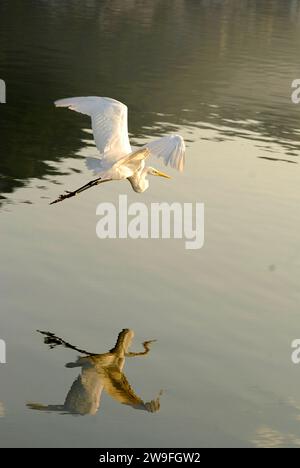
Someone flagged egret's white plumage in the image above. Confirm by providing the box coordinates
[55,96,131,164]
[51,96,186,204]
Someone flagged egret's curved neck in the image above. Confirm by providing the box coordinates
[128,166,149,193]
[139,167,150,192]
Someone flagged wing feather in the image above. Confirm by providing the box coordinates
[145,135,185,172]
[55,96,132,162]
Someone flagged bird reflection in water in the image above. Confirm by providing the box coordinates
[27,329,162,416]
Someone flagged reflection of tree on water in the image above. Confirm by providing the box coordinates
[27,329,162,415]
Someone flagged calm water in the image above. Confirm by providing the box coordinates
[1,0,300,448]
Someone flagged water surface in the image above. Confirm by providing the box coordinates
[1,0,300,447]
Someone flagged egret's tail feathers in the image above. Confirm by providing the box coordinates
[85,157,105,175]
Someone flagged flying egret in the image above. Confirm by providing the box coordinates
[50,96,185,204]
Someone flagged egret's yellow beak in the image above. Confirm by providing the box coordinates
[155,170,172,179]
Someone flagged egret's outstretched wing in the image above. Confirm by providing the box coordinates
[145,135,185,172]
[55,96,131,162]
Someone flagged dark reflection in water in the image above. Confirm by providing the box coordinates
[258,156,298,164]
[1,0,300,199]
[27,329,161,416]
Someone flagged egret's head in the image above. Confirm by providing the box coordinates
[147,167,172,179]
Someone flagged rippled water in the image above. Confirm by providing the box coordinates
[1,0,300,447]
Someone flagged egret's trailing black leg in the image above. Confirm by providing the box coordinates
[50,177,111,205]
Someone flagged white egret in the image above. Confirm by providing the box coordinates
[50,96,185,204]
